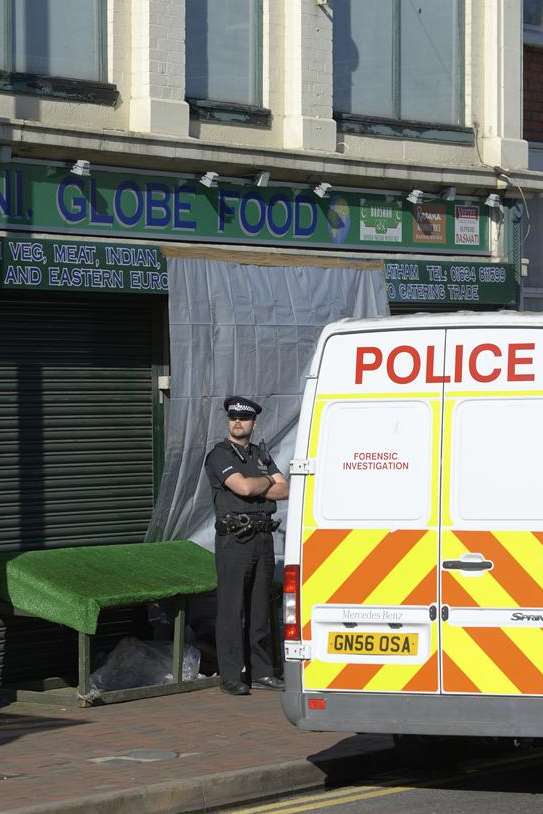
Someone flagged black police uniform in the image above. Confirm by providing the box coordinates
[205,438,280,685]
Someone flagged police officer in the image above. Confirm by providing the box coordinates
[205,396,289,696]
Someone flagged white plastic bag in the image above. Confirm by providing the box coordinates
[90,636,201,692]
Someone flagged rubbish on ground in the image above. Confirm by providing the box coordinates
[89,636,201,692]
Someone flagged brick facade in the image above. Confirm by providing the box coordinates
[524,45,543,142]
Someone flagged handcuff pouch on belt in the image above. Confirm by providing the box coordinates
[215,512,280,542]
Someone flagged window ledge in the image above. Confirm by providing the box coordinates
[187,98,271,128]
[0,72,119,106]
[335,113,474,145]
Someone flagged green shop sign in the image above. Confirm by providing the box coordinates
[0,235,167,294]
[0,235,518,307]
[0,161,490,253]
[385,259,518,307]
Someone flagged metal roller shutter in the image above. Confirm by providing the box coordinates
[0,292,156,552]
[0,292,160,687]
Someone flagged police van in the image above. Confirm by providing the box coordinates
[281,312,543,737]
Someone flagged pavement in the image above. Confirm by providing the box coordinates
[0,685,394,814]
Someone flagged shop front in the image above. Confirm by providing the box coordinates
[0,160,520,541]
[0,159,519,686]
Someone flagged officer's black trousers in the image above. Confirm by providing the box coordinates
[214,531,275,684]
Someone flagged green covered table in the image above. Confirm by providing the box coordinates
[0,541,218,706]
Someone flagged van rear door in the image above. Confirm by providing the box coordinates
[441,328,543,696]
[301,328,445,694]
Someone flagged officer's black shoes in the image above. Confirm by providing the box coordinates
[251,675,285,691]
[220,679,251,696]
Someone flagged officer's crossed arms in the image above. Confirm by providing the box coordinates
[224,468,289,500]
[222,404,288,500]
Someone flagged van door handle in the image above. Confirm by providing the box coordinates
[442,559,493,572]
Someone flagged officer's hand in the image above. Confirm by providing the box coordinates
[258,439,272,467]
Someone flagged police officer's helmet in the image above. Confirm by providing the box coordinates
[224,396,262,420]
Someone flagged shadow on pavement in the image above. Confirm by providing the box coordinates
[308,733,543,796]
[0,709,88,748]
[308,732,396,784]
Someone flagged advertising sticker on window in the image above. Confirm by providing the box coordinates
[360,199,402,243]
[412,203,447,244]
[455,205,480,246]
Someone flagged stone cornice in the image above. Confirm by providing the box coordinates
[0,118,540,195]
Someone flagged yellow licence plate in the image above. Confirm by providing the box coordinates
[327,631,418,656]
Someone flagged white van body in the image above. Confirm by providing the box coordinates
[281,312,543,737]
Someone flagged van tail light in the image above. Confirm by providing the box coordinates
[308,697,327,711]
[283,564,300,641]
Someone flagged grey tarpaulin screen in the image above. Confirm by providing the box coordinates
[146,254,389,555]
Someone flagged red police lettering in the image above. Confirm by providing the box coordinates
[354,341,536,384]
[425,345,451,383]
[355,347,382,384]
[387,345,420,384]
[468,344,502,383]
[454,344,464,383]
[508,343,535,381]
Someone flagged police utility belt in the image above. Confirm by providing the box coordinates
[215,512,280,541]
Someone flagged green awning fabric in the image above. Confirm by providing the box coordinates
[0,541,217,635]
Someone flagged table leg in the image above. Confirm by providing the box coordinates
[78,631,91,705]
[172,598,186,684]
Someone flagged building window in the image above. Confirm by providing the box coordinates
[186,0,262,107]
[333,0,464,127]
[525,0,543,45]
[0,0,107,82]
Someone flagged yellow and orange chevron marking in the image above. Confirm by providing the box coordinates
[443,530,543,608]
[301,529,438,693]
[442,529,543,696]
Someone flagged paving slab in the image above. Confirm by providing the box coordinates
[0,688,394,814]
